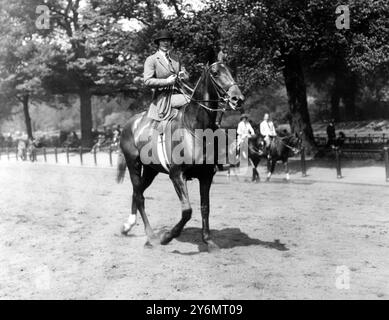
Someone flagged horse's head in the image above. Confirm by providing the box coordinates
[287,132,303,154]
[206,62,245,110]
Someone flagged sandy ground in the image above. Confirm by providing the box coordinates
[0,160,388,300]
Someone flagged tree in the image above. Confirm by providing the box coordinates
[0,1,52,139]
[174,0,318,150]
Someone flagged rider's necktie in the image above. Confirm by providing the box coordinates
[166,52,175,72]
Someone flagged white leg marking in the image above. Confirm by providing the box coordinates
[123,214,137,233]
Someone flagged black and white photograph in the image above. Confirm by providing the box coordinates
[0,0,388,302]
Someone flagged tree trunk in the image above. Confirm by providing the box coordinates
[342,74,357,120]
[22,95,33,139]
[79,87,93,148]
[331,73,341,122]
[282,51,316,151]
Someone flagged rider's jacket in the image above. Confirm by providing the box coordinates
[260,120,276,137]
[237,121,255,138]
[144,50,189,121]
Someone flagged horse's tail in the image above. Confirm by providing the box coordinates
[116,151,127,184]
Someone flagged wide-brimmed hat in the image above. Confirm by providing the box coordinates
[240,113,250,120]
[153,30,174,44]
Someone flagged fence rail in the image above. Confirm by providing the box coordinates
[314,133,388,146]
[331,146,389,182]
[2,145,388,183]
[0,146,117,167]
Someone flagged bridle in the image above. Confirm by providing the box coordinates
[177,61,240,113]
[248,134,302,156]
[278,135,302,154]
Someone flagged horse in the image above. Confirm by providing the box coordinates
[116,62,244,252]
[248,132,302,182]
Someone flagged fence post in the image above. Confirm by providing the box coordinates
[93,147,97,166]
[301,146,307,177]
[15,146,18,161]
[7,147,10,160]
[43,147,47,162]
[66,147,69,164]
[54,147,58,163]
[79,146,83,165]
[335,146,342,179]
[109,146,113,167]
[384,147,389,183]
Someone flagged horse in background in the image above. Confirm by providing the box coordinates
[248,130,302,182]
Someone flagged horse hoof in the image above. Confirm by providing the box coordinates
[207,241,220,253]
[120,225,131,236]
[160,232,172,245]
[144,235,160,248]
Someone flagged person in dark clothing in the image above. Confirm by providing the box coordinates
[336,131,346,147]
[326,120,336,147]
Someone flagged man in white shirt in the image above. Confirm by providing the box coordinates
[260,113,277,151]
[237,114,255,147]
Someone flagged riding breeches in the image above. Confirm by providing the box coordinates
[264,135,275,148]
[170,93,190,108]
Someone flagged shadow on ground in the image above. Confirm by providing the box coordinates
[172,227,288,254]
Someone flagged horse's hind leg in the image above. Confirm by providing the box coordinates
[160,171,192,245]
[124,160,158,244]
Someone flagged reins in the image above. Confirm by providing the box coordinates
[277,136,301,153]
[176,61,237,113]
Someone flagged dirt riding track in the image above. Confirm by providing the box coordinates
[0,161,388,299]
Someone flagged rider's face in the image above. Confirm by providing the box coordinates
[264,114,269,121]
[159,39,172,52]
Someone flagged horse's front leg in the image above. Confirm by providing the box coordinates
[266,159,276,181]
[199,174,220,252]
[284,160,290,181]
[252,158,260,182]
[160,170,192,245]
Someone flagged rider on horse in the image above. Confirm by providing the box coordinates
[144,30,190,121]
[237,113,255,148]
[260,113,277,157]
